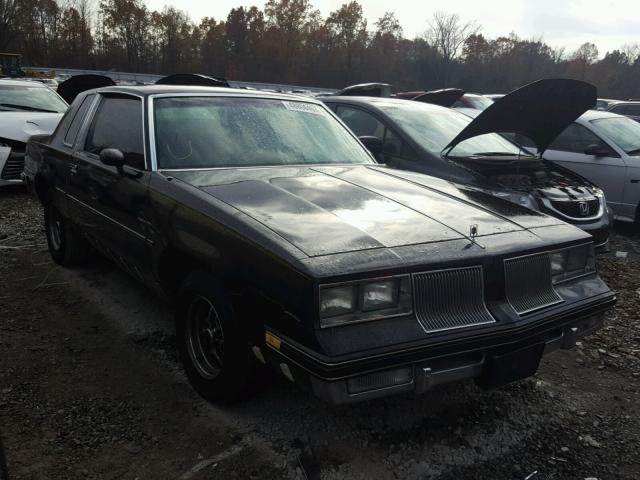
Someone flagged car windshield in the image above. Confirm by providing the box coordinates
[153,96,374,169]
[591,116,640,156]
[379,101,522,157]
[0,84,68,113]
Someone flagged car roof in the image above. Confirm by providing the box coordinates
[579,109,622,121]
[0,78,49,88]
[321,95,449,112]
[88,85,321,103]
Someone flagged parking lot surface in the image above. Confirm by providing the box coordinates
[1,187,639,480]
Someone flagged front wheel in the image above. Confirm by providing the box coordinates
[176,273,258,403]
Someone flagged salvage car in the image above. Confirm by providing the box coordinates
[26,85,615,405]
[323,79,612,249]
[515,109,640,223]
[0,79,67,186]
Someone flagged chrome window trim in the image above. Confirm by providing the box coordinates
[411,265,495,334]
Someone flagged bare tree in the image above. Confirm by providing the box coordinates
[621,42,640,64]
[426,11,480,85]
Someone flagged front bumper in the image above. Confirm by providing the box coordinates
[263,293,614,405]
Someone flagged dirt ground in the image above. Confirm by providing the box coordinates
[1,186,639,480]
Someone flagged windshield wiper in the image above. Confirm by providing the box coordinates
[469,152,528,157]
[0,103,59,113]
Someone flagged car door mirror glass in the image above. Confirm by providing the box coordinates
[358,136,383,157]
[583,144,611,157]
[99,148,125,167]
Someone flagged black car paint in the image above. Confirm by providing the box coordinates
[323,96,612,248]
[26,85,615,403]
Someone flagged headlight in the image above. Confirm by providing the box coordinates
[550,244,596,284]
[493,191,539,211]
[319,275,412,328]
[319,284,357,318]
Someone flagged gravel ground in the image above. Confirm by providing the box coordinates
[1,186,639,480]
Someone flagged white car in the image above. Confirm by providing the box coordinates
[0,79,67,186]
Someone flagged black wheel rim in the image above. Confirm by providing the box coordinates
[186,296,225,380]
[47,209,63,251]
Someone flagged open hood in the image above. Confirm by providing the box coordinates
[57,74,115,104]
[412,88,465,107]
[444,79,596,155]
[155,73,230,88]
[335,83,391,97]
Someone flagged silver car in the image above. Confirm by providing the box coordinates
[540,110,640,223]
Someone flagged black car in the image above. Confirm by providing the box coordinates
[322,79,612,250]
[25,85,615,405]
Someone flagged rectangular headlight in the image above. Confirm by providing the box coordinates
[550,244,596,284]
[320,285,357,318]
[362,279,398,311]
[319,275,411,328]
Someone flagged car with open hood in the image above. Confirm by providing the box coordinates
[514,109,640,224]
[26,84,615,405]
[322,79,612,250]
[0,79,68,186]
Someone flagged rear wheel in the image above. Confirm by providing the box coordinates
[176,273,258,403]
[44,203,92,266]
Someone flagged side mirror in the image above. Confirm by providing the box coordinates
[100,148,125,168]
[358,136,383,156]
[584,144,610,157]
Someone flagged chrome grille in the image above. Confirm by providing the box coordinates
[550,198,600,218]
[413,266,495,333]
[504,253,563,314]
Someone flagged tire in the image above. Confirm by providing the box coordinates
[44,203,92,266]
[176,272,258,403]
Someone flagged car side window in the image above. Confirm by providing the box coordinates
[549,123,609,154]
[383,128,403,155]
[336,106,385,139]
[63,95,94,147]
[84,95,145,169]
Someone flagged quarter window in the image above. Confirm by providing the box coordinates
[64,94,94,147]
[85,96,145,169]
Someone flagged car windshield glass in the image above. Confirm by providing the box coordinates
[0,84,68,113]
[153,96,374,169]
[378,101,522,157]
[466,95,493,110]
[591,116,640,155]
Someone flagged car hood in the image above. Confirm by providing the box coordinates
[413,88,465,107]
[0,112,64,143]
[57,74,115,104]
[445,79,597,155]
[169,165,563,258]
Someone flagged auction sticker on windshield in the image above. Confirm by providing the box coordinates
[282,101,324,115]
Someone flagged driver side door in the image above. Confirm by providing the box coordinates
[68,93,153,283]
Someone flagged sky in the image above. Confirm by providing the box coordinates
[144,0,640,56]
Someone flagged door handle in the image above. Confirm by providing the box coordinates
[630,179,639,184]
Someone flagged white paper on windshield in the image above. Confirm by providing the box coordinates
[282,101,324,115]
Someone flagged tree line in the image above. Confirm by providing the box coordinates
[2,0,640,98]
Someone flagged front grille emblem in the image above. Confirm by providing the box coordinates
[578,201,589,216]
